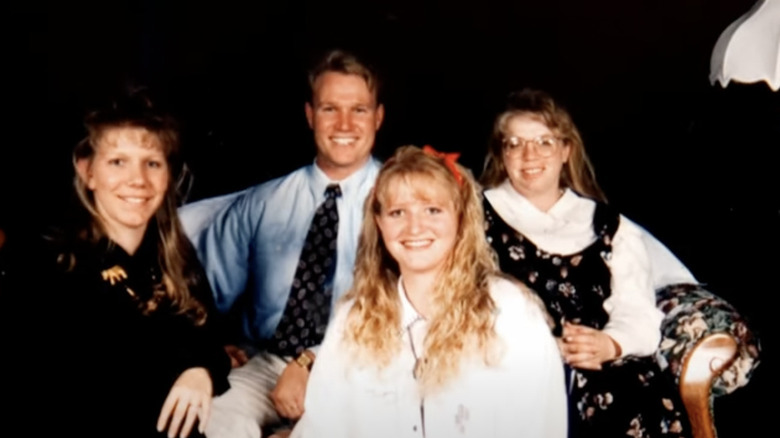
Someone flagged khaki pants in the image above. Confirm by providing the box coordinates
[206,351,290,438]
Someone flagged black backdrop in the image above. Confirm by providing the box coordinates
[4,1,777,434]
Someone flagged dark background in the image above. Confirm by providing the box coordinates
[4,1,777,435]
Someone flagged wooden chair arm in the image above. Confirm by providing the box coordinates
[679,332,738,438]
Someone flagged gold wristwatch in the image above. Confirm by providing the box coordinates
[294,351,314,371]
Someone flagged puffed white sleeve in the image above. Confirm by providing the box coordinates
[291,300,353,438]
[492,277,568,438]
[602,216,664,357]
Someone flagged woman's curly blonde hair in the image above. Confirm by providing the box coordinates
[343,145,501,394]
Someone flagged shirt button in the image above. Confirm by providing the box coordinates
[413,426,417,432]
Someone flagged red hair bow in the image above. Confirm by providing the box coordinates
[422,145,463,186]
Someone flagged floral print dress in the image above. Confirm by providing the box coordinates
[484,198,691,438]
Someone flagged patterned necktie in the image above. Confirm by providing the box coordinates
[272,184,341,357]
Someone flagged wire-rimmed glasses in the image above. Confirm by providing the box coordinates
[502,135,563,158]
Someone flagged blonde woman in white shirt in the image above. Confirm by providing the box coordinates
[482,88,693,437]
[292,145,567,438]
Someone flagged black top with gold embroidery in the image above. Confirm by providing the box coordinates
[2,225,230,437]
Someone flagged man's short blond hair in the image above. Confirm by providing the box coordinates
[308,49,380,102]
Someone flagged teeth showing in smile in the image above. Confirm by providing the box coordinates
[403,239,433,248]
[121,197,148,204]
[522,168,543,175]
[332,137,356,145]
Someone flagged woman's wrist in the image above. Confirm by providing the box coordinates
[609,336,622,360]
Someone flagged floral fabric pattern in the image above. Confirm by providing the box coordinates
[655,283,761,396]
[484,198,691,437]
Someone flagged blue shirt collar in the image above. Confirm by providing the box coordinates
[308,157,379,200]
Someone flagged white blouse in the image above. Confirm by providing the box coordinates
[291,276,567,438]
[484,182,697,357]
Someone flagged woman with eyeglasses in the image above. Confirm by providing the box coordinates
[481,89,694,437]
[291,145,566,438]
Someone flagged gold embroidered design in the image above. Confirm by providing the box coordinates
[101,265,136,297]
[101,265,127,285]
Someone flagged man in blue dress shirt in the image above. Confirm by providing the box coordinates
[180,50,384,438]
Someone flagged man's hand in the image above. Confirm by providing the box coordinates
[157,367,213,438]
[557,323,621,370]
[224,344,249,368]
[270,354,312,420]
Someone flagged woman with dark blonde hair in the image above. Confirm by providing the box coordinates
[3,89,230,437]
[291,145,566,438]
[482,88,695,437]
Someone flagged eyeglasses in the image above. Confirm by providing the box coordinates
[502,135,562,158]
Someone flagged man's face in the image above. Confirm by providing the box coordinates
[305,72,384,180]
